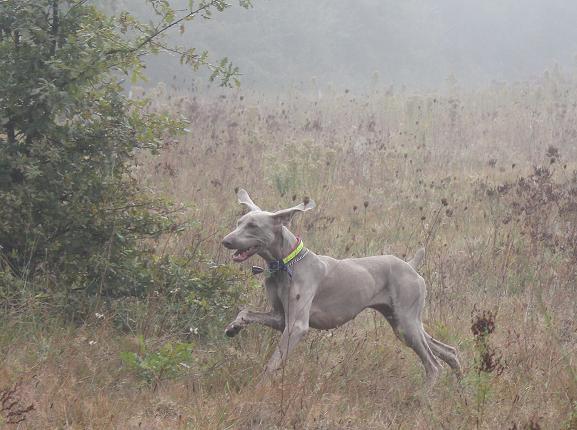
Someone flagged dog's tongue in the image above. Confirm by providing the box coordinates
[232,249,251,262]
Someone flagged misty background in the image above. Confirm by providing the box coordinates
[117,0,577,92]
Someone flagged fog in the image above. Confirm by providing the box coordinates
[130,0,577,91]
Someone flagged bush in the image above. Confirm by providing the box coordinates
[120,336,194,389]
[0,1,248,324]
[109,259,250,338]
[1,1,177,300]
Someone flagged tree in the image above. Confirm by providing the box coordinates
[0,0,249,312]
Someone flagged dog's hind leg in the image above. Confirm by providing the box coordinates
[422,329,462,376]
[395,317,441,385]
[372,304,441,385]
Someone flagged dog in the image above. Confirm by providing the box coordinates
[222,189,461,384]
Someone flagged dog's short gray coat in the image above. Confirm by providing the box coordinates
[222,189,461,384]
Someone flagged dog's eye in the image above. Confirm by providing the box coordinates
[246,222,257,229]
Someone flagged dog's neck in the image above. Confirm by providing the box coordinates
[258,226,299,263]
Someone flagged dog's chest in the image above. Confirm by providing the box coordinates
[264,276,287,310]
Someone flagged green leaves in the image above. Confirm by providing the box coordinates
[120,337,195,387]
[0,0,249,328]
[209,57,241,88]
[0,1,180,299]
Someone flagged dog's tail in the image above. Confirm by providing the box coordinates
[408,247,425,270]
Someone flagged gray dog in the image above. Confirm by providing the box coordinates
[222,189,461,384]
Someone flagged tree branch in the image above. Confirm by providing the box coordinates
[106,1,221,57]
[6,121,15,145]
[62,0,91,20]
[50,0,59,56]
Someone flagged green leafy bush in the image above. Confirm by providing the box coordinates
[0,1,248,324]
[120,336,194,388]
[0,1,180,295]
[109,259,249,338]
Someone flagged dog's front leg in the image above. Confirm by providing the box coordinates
[265,293,312,373]
[225,309,284,337]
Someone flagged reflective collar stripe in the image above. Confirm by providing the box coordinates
[282,239,304,265]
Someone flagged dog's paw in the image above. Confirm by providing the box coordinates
[224,322,242,337]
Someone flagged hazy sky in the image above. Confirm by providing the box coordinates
[136,0,577,91]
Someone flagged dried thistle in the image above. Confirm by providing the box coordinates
[471,309,496,338]
[545,145,559,159]
[471,307,505,375]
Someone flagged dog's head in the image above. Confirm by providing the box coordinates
[222,189,315,262]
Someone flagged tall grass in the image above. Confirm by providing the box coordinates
[2,72,577,428]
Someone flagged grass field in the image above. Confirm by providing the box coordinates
[2,76,577,429]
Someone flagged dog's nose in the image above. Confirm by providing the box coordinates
[222,237,234,249]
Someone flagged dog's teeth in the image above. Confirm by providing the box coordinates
[231,247,257,262]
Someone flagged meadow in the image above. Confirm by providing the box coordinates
[2,73,577,429]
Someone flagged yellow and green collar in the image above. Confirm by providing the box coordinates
[252,238,308,277]
[282,238,304,265]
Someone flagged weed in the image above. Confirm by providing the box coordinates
[470,306,505,428]
[0,383,34,425]
[120,336,194,390]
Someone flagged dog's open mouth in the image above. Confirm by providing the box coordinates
[232,246,259,262]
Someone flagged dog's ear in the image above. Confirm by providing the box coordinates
[237,188,261,212]
[272,198,316,226]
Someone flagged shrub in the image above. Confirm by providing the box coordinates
[120,336,194,389]
[0,1,249,323]
[109,259,249,338]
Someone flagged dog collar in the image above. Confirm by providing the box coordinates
[252,238,308,277]
[282,238,304,265]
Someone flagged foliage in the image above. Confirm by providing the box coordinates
[109,260,249,338]
[0,0,249,318]
[468,307,505,429]
[507,162,577,261]
[120,335,194,388]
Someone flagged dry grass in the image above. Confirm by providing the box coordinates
[3,77,577,429]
